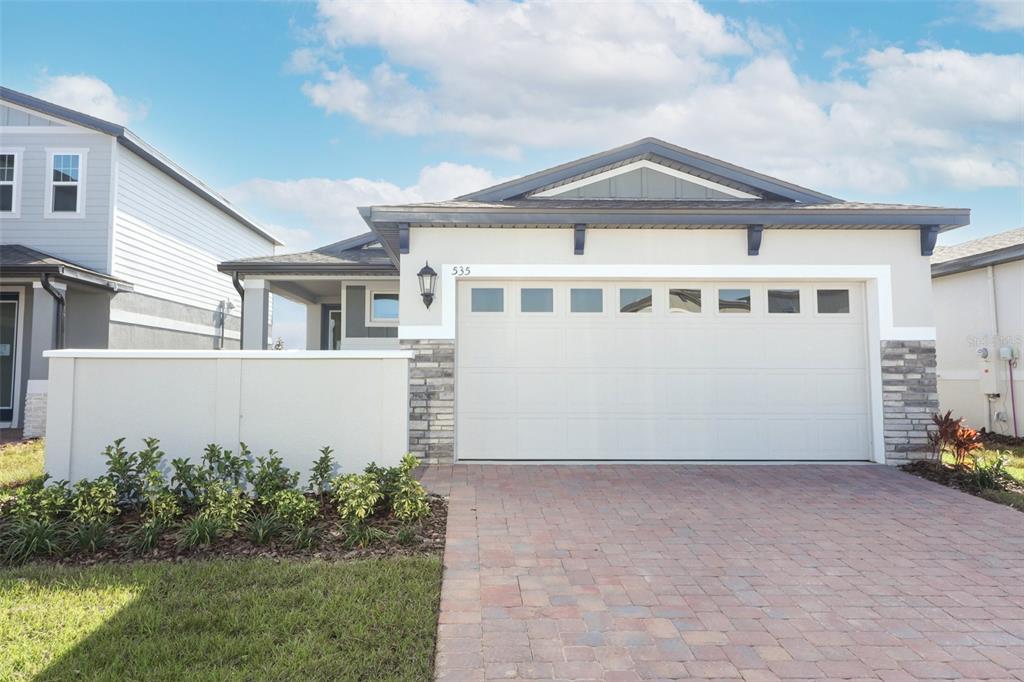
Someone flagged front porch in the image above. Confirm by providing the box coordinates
[219,233,400,351]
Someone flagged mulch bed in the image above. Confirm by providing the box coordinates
[901,460,1024,512]
[20,496,448,567]
[980,430,1024,449]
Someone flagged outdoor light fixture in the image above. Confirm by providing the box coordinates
[418,261,437,308]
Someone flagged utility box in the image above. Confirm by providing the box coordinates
[979,358,1000,394]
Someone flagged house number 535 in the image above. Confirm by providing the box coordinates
[451,266,471,276]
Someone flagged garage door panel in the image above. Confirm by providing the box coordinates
[517,417,566,457]
[515,371,566,412]
[457,280,871,462]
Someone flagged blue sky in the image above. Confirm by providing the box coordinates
[2,0,1021,346]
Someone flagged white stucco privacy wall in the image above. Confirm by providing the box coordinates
[43,350,412,484]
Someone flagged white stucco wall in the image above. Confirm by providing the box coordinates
[44,350,412,484]
[933,261,1024,435]
[398,228,935,331]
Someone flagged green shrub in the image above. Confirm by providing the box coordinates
[170,457,206,503]
[1,518,65,564]
[400,453,419,475]
[969,454,1011,490]
[395,525,419,546]
[288,525,322,550]
[331,474,383,525]
[103,437,164,505]
[69,478,119,525]
[364,462,403,504]
[246,512,284,545]
[251,451,299,500]
[267,489,318,529]
[342,521,388,549]
[129,518,164,554]
[202,443,253,488]
[308,446,335,500]
[68,520,111,554]
[9,477,70,523]
[198,481,251,531]
[391,477,430,523]
[177,515,222,549]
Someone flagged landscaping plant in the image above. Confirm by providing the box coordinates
[308,446,335,502]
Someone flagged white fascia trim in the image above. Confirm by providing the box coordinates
[109,309,241,341]
[533,159,759,199]
[397,263,935,342]
[44,349,416,360]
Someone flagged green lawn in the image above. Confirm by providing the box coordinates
[943,444,1024,483]
[0,557,442,681]
[0,439,44,490]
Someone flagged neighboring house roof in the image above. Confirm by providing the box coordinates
[218,232,397,276]
[0,244,132,291]
[931,227,1024,277]
[359,139,971,264]
[0,87,281,246]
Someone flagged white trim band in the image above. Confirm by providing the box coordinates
[44,349,416,360]
[109,309,241,341]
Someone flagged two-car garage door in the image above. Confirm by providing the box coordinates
[456,280,871,461]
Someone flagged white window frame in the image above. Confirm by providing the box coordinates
[327,309,343,350]
[568,286,605,315]
[518,286,556,315]
[468,286,506,314]
[45,148,88,218]
[0,148,23,218]
[365,287,399,327]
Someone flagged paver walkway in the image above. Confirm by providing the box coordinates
[419,464,1024,681]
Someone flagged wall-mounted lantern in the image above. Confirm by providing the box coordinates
[418,262,437,308]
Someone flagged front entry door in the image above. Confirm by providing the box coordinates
[0,292,19,424]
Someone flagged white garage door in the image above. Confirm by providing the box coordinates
[456,280,872,461]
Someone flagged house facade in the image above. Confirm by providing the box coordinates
[932,228,1023,437]
[0,88,279,436]
[221,139,970,465]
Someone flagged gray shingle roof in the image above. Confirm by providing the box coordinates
[218,233,397,274]
[932,228,1024,264]
[931,227,1024,277]
[0,244,131,290]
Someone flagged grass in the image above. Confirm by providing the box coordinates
[942,444,1024,483]
[0,556,442,681]
[0,439,44,490]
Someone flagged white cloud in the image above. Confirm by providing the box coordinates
[223,162,499,252]
[294,0,1023,195]
[975,0,1024,30]
[34,74,147,125]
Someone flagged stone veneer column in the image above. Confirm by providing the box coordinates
[881,340,939,464]
[403,339,455,464]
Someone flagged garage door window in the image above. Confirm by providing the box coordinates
[767,289,800,314]
[669,288,701,313]
[718,288,751,313]
[619,288,652,313]
[570,288,603,313]
[521,288,553,313]
[817,289,850,314]
[471,288,504,312]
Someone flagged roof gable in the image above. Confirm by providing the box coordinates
[458,138,842,204]
[532,159,758,200]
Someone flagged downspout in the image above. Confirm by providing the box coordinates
[231,272,245,350]
[40,273,66,349]
[985,265,998,432]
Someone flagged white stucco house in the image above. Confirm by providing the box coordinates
[932,228,1023,438]
[0,87,280,436]
[218,139,970,466]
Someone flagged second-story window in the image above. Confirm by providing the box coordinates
[0,153,16,214]
[47,150,85,215]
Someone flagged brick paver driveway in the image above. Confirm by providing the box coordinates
[419,465,1024,681]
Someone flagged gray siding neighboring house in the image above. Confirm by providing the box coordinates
[0,88,280,435]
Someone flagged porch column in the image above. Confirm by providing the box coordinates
[24,280,64,437]
[241,278,270,350]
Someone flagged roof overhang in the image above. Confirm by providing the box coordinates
[932,243,1024,278]
[0,263,132,292]
[364,205,970,258]
[216,262,397,277]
